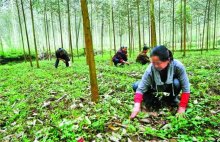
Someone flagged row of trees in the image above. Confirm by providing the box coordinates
[0,0,219,61]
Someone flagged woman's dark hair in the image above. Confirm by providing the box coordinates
[150,45,173,61]
[120,46,127,50]
[143,45,149,51]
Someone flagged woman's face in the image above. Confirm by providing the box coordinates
[122,48,127,52]
[151,56,169,71]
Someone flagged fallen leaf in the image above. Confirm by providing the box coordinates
[149,112,158,117]
[139,118,151,124]
[42,101,50,108]
[108,125,120,131]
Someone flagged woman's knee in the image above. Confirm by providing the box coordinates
[173,78,180,88]
[132,81,140,92]
[173,78,181,94]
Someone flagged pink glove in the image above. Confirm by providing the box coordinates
[177,92,190,114]
[130,103,141,119]
[130,93,143,119]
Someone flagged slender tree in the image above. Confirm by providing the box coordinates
[158,0,161,45]
[58,0,64,48]
[137,0,141,51]
[180,0,183,51]
[206,0,211,51]
[127,0,132,56]
[201,0,209,54]
[183,0,186,56]
[67,0,73,62]
[112,5,116,53]
[150,0,157,47]
[30,0,39,68]
[213,0,217,49]
[81,0,99,102]
[20,0,33,67]
[50,10,56,53]
[172,0,175,52]
[15,0,26,62]
[0,37,4,56]
[101,16,104,57]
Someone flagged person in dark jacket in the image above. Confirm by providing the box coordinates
[55,48,70,68]
[136,45,150,65]
[112,46,129,66]
[130,45,190,119]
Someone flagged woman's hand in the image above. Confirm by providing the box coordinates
[177,106,186,113]
[130,103,141,119]
[176,107,186,118]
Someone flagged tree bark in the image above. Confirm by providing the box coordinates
[127,0,132,56]
[16,0,26,62]
[101,17,104,57]
[206,0,211,51]
[183,0,186,56]
[180,0,183,51]
[150,0,157,47]
[201,0,209,54]
[58,0,64,48]
[50,11,56,53]
[159,0,161,45]
[112,6,116,54]
[80,0,99,102]
[172,0,175,52]
[67,0,74,62]
[30,0,40,68]
[137,0,141,51]
[20,0,32,67]
[213,0,217,49]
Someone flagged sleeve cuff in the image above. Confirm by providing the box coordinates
[134,93,143,103]
[119,59,124,63]
[179,92,190,108]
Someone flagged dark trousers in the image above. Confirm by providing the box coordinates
[55,59,69,68]
[132,79,181,108]
[112,58,120,66]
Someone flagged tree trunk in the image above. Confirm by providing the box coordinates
[159,0,161,45]
[74,7,79,58]
[183,0,186,56]
[196,17,198,49]
[101,17,104,57]
[44,0,51,60]
[50,11,56,53]
[127,0,131,56]
[190,19,193,49]
[80,0,99,102]
[201,0,209,54]
[119,16,122,46]
[30,0,39,68]
[150,0,157,47]
[213,0,217,49]
[109,5,113,66]
[180,0,183,51]
[142,18,145,44]
[43,12,48,55]
[0,37,4,56]
[206,0,211,51]
[112,6,116,54]
[148,1,151,47]
[131,14,134,55]
[137,0,141,51]
[16,0,26,62]
[67,0,73,62]
[172,0,175,52]
[46,12,51,60]
[20,0,32,67]
[58,0,64,48]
